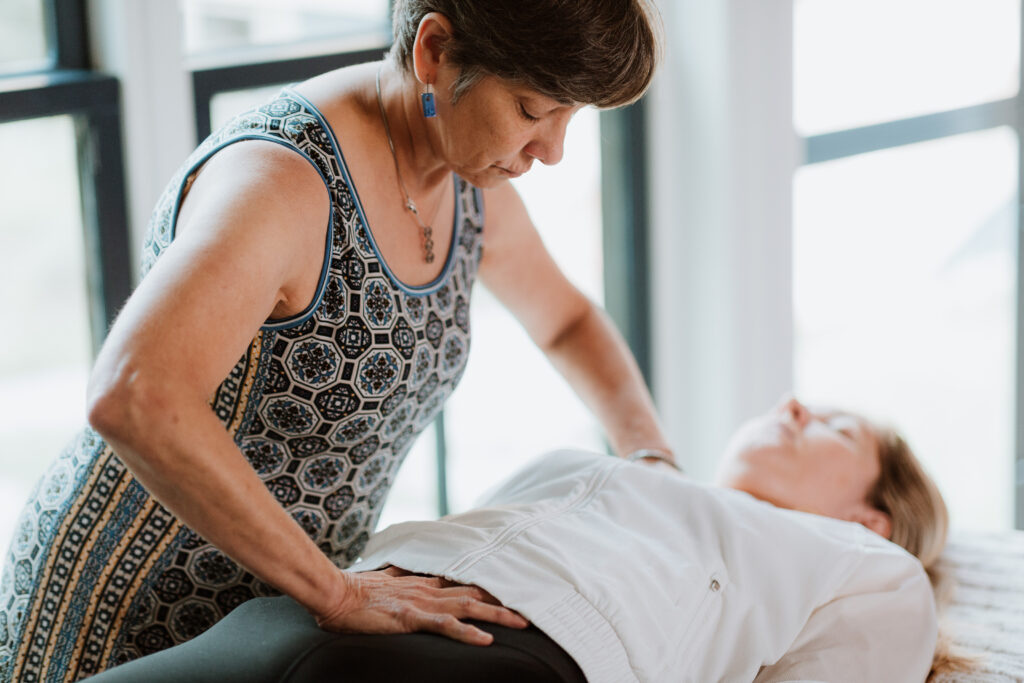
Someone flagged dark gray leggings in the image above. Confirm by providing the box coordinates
[85,596,588,682]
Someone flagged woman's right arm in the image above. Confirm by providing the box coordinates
[85,141,524,644]
[87,139,340,617]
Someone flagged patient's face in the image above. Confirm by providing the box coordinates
[716,395,881,522]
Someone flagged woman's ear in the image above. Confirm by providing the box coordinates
[848,504,892,540]
[412,12,454,85]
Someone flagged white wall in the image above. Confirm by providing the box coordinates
[88,0,196,283]
[648,0,799,479]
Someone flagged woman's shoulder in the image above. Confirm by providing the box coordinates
[287,62,380,143]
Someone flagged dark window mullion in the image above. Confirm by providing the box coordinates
[47,0,89,70]
[433,414,448,516]
[0,71,113,121]
[600,100,652,387]
[76,94,132,352]
[191,46,389,140]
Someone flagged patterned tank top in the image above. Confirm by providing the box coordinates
[0,87,484,681]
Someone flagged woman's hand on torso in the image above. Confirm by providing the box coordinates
[313,566,529,646]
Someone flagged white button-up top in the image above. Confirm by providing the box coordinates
[354,450,937,682]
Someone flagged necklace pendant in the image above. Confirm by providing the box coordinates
[377,68,443,268]
[423,226,435,264]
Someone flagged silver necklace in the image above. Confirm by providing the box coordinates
[376,67,446,264]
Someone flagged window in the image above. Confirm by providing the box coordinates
[792,0,1021,530]
[0,2,132,555]
[182,0,390,57]
[0,116,93,555]
[794,128,1017,530]
[444,107,606,513]
[794,1,1019,136]
[209,84,286,130]
[0,0,48,73]
[376,421,441,528]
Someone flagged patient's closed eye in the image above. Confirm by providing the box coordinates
[827,416,856,439]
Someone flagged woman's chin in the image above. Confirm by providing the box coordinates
[466,177,506,189]
[460,168,512,189]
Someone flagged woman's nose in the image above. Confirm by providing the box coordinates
[524,138,563,166]
[525,117,569,166]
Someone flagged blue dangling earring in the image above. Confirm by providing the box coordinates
[421,81,437,118]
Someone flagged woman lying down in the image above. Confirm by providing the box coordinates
[89,396,947,683]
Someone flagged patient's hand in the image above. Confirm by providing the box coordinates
[311,565,530,646]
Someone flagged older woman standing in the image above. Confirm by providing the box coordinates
[0,1,667,680]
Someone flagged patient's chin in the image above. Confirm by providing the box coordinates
[716,466,768,501]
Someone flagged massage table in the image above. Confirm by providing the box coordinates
[931,531,1024,682]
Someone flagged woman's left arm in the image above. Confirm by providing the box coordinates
[478,182,674,461]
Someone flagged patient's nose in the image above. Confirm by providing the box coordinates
[778,394,811,429]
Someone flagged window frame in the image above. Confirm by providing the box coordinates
[191,46,389,140]
[0,0,132,355]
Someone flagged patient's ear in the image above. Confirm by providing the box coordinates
[848,504,892,539]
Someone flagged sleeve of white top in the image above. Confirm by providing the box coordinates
[752,546,938,683]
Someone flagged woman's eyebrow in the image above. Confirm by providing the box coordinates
[516,90,576,110]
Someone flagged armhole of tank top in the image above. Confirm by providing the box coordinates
[166,134,336,332]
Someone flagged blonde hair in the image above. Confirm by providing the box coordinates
[865,425,977,680]
[867,427,948,581]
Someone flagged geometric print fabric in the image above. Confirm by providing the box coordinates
[0,87,484,682]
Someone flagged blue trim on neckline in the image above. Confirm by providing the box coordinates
[283,86,462,297]
[166,133,336,332]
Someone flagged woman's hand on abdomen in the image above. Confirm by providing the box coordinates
[312,566,530,646]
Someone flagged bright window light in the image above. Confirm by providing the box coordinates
[793,127,1018,531]
[794,0,1020,135]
